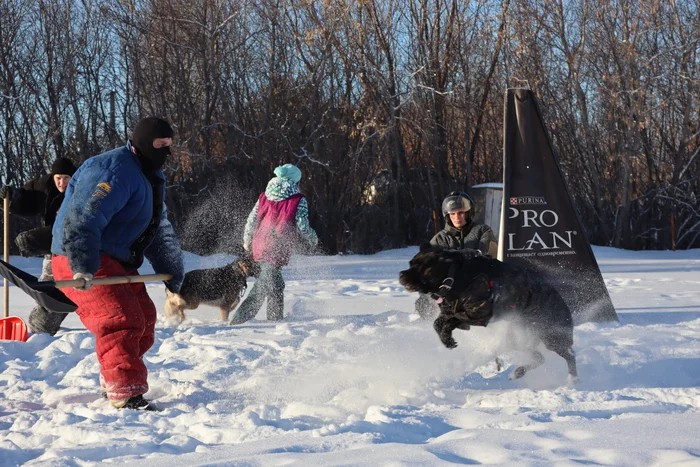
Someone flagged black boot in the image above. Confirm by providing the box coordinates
[111,394,159,411]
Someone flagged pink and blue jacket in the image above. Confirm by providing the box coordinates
[244,176,318,267]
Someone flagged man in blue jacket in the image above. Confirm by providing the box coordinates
[51,117,184,411]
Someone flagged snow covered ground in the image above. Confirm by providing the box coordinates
[1,246,699,466]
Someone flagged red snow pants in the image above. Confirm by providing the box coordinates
[52,255,157,400]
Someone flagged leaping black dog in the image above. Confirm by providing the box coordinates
[399,247,577,381]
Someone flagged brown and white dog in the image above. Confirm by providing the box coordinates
[164,255,260,324]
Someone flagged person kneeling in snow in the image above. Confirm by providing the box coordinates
[0,157,77,335]
[230,164,318,324]
[51,117,184,411]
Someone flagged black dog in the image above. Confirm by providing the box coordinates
[164,255,260,324]
[399,247,577,380]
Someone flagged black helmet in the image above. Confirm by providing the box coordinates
[442,191,474,224]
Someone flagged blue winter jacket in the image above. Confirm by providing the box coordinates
[51,142,184,292]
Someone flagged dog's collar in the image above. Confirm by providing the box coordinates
[430,261,460,303]
[440,261,460,292]
[431,267,497,307]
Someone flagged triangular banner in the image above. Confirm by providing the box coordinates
[499,88,618,323]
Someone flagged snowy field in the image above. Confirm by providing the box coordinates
[1,246,700,466]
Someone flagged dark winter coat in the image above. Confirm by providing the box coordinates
[10,174,65,256]
[10,173,64,227]
[51,141,184,293]
[429,222,498,257]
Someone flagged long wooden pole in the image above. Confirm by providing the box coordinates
[671,213,676,251]
[4,196,9,318]
[33,273,174,289]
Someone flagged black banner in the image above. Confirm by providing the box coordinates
[500,88,618,323]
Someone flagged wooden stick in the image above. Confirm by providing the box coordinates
[3,196,9,318]
[29,273,173,289]
[671,213,676,251]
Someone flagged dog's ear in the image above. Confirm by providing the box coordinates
[248,259,261,278]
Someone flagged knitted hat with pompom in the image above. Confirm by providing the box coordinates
[273,164,301,183]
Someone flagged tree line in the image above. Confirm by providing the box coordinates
[1,0,698,254]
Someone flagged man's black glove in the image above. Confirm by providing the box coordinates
[457,248,482,260]
[0,185,13,199]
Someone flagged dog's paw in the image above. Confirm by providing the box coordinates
[495,357,505,372]
[164,317,183,328]
[162,309,184,327]
[565,374,580,387]
[440,336,458,349]
[509,366,527,380]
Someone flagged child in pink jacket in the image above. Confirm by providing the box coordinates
[230,164,318,324]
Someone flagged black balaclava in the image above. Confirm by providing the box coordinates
[131,117,174,173]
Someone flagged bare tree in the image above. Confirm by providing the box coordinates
[2,0,698,253]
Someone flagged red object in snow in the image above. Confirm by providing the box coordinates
[0,316,29,342]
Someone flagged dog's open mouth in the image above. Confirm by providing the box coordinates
[429,293,444,304]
